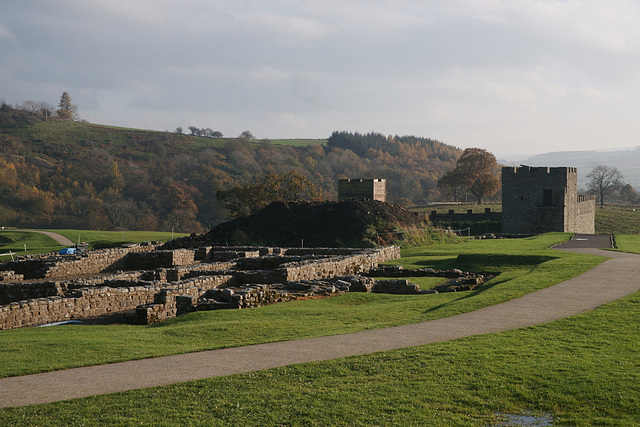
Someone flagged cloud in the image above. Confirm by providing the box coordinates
[0,23,15,40]
[2,0,640,157]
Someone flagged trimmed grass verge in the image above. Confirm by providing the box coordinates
[1,289,638,424]
[0,233,603,379]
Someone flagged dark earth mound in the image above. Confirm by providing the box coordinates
[164,200,428,249]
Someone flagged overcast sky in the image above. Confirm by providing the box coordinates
[2,1,640,157]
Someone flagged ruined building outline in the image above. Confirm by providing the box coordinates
[502,166,595,234]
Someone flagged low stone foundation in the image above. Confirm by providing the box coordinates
[0,245,401,329]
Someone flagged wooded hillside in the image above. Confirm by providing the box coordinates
[0,106,461,232]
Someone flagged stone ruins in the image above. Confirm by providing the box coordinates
[0,242,491,330]
[0,243,399,330]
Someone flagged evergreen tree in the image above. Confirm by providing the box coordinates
[57,92,78,120]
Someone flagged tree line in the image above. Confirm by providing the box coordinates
[1,92,79,122]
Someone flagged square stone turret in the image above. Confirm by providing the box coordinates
[338,178,386,202]
[502,166,595,234]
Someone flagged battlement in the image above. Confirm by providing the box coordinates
[502,166,577,176]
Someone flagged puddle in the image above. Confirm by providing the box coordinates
[494,412,553,426]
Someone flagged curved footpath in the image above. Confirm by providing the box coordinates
[1,234,639,408]
[15,229,74,246]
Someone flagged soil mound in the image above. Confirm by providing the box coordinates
[165,200,428,248]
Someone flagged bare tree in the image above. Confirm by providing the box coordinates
[587,165,624,206]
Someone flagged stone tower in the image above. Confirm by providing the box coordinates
[338,179,386,202]
[502,166,595,234]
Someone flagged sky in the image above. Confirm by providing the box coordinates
[2,0,640,158]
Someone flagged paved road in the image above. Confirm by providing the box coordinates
[2,235,638,408]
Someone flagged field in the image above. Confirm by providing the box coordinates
[0,229,188,260]
[595,205,640,234]
[3,233,635,424]
[2,292,637,425]
[1,232,639,424]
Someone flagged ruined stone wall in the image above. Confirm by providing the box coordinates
[127,249,196,270]
[134,275,234,324]
[281,246,400,282]
[0,284,160,329]
[0,274,234,330]
[0,244,158,280]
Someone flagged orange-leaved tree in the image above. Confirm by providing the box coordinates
[438,148,500,203]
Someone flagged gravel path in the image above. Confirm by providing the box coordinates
[15,229,74,246]
[1,235,638,408]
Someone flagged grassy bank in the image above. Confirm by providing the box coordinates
[0,233,603,379]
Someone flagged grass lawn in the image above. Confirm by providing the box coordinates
[0,233,603,380]
[46,229,189,249]
[1,285,638,424]
[614,234,640,254]
[0,231,63,258]
[0,229,189,260]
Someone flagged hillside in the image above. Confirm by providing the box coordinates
[0,107,460,232]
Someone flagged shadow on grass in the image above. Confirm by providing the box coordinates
[413,254,558,273]
[421,273,513,314]
[419,254,558,315]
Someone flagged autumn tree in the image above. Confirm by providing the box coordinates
[217,171,322,218]
[57,92,78,120]
[438,148,500,203]
[587,165,624,206]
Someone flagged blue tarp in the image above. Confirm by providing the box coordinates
[59,247,76,255]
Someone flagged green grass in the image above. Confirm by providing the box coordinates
[45,229,189,249]
[0,231,64,259]
[0,233,603,379]
[596,205,640,234]
[2,289,638,425]
[0,229,189,259]
[613,234,640,254]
